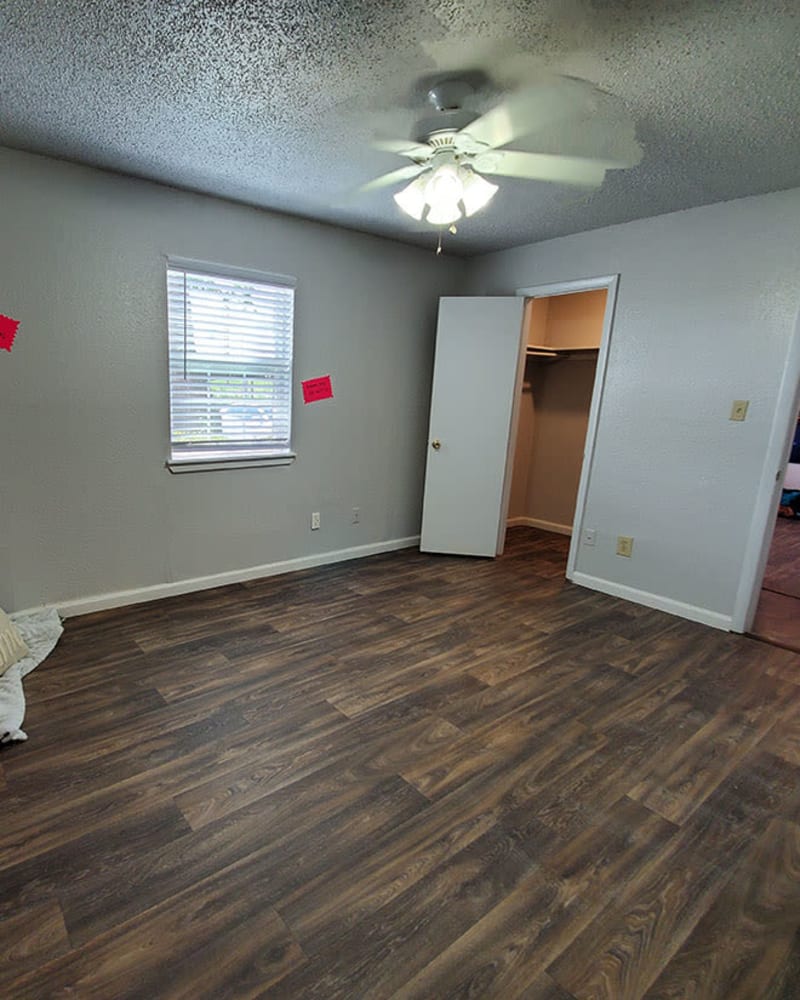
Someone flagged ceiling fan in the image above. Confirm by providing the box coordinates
[360,73,642,229]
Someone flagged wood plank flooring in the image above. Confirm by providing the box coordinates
[3,526,800,998]
[763,518,800,600]
[751,517,800,653]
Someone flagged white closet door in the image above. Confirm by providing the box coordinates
[420,296,526,557]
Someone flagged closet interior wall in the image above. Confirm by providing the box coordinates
[508,290,606,535]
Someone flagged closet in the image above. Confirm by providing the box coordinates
[507,289,607,536]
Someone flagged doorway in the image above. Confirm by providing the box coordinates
[510,276,618,579]
[507,289,605,561]
[748,411,800,652]
[733,305,800,634]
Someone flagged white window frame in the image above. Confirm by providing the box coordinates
[165,256,296,473]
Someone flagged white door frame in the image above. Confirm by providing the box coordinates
[732,306,800,632]
[515,274,620,581]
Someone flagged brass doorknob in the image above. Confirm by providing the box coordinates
[431,439,441,450]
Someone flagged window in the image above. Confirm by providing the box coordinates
[166,259,295,471]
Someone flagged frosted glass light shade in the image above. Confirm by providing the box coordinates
[393,175,427,220]
[426,199,462,225]
[424,163,464,225]
[424,163,463,208]
[460,168,499,217]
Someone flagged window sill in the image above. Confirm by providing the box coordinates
[166,453,296,474]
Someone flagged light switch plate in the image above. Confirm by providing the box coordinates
[616,536,634,558]
[730,400,749,422]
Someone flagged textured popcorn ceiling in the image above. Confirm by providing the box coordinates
[1,0,798,255]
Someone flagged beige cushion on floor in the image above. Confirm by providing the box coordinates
[0,608,30,675]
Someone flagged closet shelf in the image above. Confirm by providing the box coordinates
[526,345,599,361]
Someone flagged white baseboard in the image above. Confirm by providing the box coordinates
[507,516,572,536]
[39,536,421,619]
[570,571,732,631]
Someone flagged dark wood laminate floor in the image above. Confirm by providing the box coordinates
[751,518,800,654]
[763,518,800,601]
[3,527,800,999]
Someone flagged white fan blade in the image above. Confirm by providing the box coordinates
[461,77,598,151]
[359,164,426,193]
[372,139,432,160]
[473,151,609,188]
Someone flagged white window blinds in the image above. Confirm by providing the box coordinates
[166,262,295,465]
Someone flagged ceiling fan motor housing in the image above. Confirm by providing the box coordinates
[414,111,477,144]
[412,75,482,144]
[427,78,475,112]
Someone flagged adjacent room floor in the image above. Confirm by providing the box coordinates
[750,516,800,654]
[3,527,800,998]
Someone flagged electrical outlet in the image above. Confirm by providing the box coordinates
[311,511,320,530]
[583,527,596,546]
[352,506,360,524]
[730,400,749,422]
[616,536,634,558]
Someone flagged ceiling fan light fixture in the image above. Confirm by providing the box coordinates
[392,158,498,228]
[459,167,499,217]
[393,175,427,220]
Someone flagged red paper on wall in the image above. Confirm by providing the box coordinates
[0,314,20,352]
[302,374,334,404]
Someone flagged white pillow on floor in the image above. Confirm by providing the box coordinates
[0,663,27,742]
[0,609,29,675]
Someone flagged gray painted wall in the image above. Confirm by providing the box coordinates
[0,148,464,611]
[469,189,800,622]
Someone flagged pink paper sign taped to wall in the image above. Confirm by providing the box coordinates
[0,314,20,352]
[302,374,334,404]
